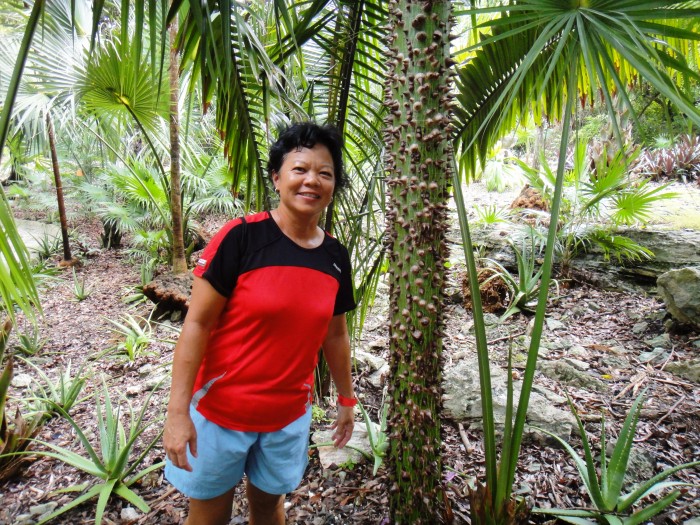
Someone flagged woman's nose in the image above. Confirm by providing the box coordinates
[303,171,321,186]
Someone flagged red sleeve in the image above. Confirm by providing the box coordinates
[193,218,245,297]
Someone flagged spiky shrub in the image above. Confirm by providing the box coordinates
[383,0,454,521]
[0,318,42,481]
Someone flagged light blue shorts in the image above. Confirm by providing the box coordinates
[165,405,312,500]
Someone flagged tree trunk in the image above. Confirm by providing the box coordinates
[169,19,187,274]
[45,112,72,263]
[384,0,454,522]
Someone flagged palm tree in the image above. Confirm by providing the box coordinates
[1,0,93,265]
[382,0,455,521]
[0,0,45,321]
[169,19,187,274]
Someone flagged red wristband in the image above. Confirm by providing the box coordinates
[337,393,357,407]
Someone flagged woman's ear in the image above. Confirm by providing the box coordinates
[271,171,279,191]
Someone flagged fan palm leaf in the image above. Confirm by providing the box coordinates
[453,1,700,182]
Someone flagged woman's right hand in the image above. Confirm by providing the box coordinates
[164,411,198,472]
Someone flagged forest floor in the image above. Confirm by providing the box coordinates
[0,182,699,524]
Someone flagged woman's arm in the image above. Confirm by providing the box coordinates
[163,276,227,471]
[321,314,355,448]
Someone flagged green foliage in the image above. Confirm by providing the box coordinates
[29,381,164,524]
[357,399,389,476]
[0,318,43,482]
[71,268,92,301]
[480,145,528,192]
[473,205,511,226]
[18,357,87,420]
[519,143,674,270]
[311,404,328,424]
[103,313,179,361]
[32,232,62,261]
[105,314,154,361]
[483,236,558,320]
[30,257,62,291]
[533,392,700,524]
[13,327,47,356]
[122,260,155,307]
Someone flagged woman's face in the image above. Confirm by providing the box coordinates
[272,144,336,220]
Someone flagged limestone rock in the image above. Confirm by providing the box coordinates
[120,506,140,523]
[539,361,609,393]
[354,349,387,372]
[14,219,62,259]
[10,373,33,388]
[311,422,375,470]
[469,223,700,292]
[657,267,700,328]
[442,358,576,441]
[665,358,700,383]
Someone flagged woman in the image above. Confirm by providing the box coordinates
[163,122,357,525]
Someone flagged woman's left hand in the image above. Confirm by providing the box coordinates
[331,405,355,448]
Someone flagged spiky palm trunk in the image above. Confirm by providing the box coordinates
[384,0,454,522]
[169,20,187,274]
[45,112,72,263]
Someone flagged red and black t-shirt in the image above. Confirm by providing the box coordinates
[191,211,355,432]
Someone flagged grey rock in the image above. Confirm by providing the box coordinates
[354,349,387,372]
[683,519,700,525]
[367,337,388,349]
[443,358,576,441]
[644,333,671,349]
[547,338,572,351]
[368,364,390,388]
[145,374,169,391]
[126,384,145,396]
[567,345,588,358]
[471,223,700,292]
[10,373,33,388]
[539,361,609,393]
[600,355,630,370]
[665,358,700,383]
[638,347,669,364]
[482,313,500,327]
[29,502,57,517]
[546,318,566,331]
[632,322,648,335]
[120,506,140,523]
[138,363,155,377]
[562,357,590,371]
[311,422,376,470]
[658,267,700,328]
[15,219,62,258]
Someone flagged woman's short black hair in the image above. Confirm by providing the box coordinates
[267,122,346,193]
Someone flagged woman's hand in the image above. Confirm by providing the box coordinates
[164,412,198,472]
[331,405,355,448]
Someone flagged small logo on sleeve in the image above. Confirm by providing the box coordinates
[196,258,207,268]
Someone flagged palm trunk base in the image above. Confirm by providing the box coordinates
[58,257,80,268]
[468,482,530,525]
